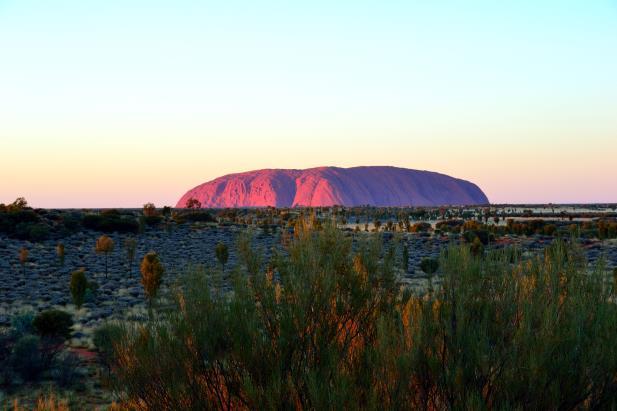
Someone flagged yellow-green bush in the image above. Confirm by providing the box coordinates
[106,224,617,410]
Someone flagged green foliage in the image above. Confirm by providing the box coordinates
[436,219,464,233]
[470,236,484,256]
[32,310,73,341]
[174,210,215,223]
[107,224,399,409]
[215,241,229,270]
[14,222,50,241]
[50,351,82,387]
[0,200,46,241]
[83,212,138,233]
[105,226,617,409]
[10,311,35,337]
[70,269,88,308]
[11,334,43,380]
[463,229,491,245]
[1,310,80,388]
[419,257,439,275]
[93,322,124,376]
[140,215,163,226]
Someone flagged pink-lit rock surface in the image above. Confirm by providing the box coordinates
[176,166,489,208]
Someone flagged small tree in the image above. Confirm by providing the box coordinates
[215,242,229,271]
[162,206,172,218]
[9,197,28,211]
[125,238,137,275]
[185,197,201,210]
[95,235,114,278]
[70,268,88,308]
[140,252,164,309]
[402,244,409,273]
[19,247,28,275]
[373,219,381,232]
[143,203,157,217]
[56,242,65,267]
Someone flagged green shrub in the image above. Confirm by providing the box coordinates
[178,211,215,223]
[11,334,43,380]
[33,310,73,340]
[93,323,124,376]
[104,225,617,409]
[140,215,162,226]
[107,224,400,409]
[10,311,35,337]
[14,222,50,241]
[70,269,88,308]
[420,257,439,275]
[470,236,485,256]
[215,241,229,270]
[0,330,13,385]
[462,229,490,245]
[50,351,81,387]
[83,213,138,233]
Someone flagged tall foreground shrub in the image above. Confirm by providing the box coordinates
[108,225,617,410]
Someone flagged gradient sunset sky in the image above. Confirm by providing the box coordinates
[1,1,616,207]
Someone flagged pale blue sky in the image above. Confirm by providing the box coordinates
[1,1,616,207]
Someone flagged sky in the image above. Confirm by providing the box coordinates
[1,0,616,207]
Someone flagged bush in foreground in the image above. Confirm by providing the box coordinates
[106,225,617,410]
[33,310,73,341]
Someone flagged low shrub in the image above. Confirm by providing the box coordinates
[33,310,73,340]
[420,257,439,275]
[177,211,215,223]
[11,334,43,380]
[10,311,35,337]
[140,215,162,226]
[51,351,82,387]
[14,222,50,241]
[93,323,124,376]
[410,222,432,232]
[83,213,138,233]
[435,219,464,233]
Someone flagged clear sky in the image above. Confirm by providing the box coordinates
[1,0,616,207]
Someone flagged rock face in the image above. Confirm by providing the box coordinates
[176,166,489,208]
